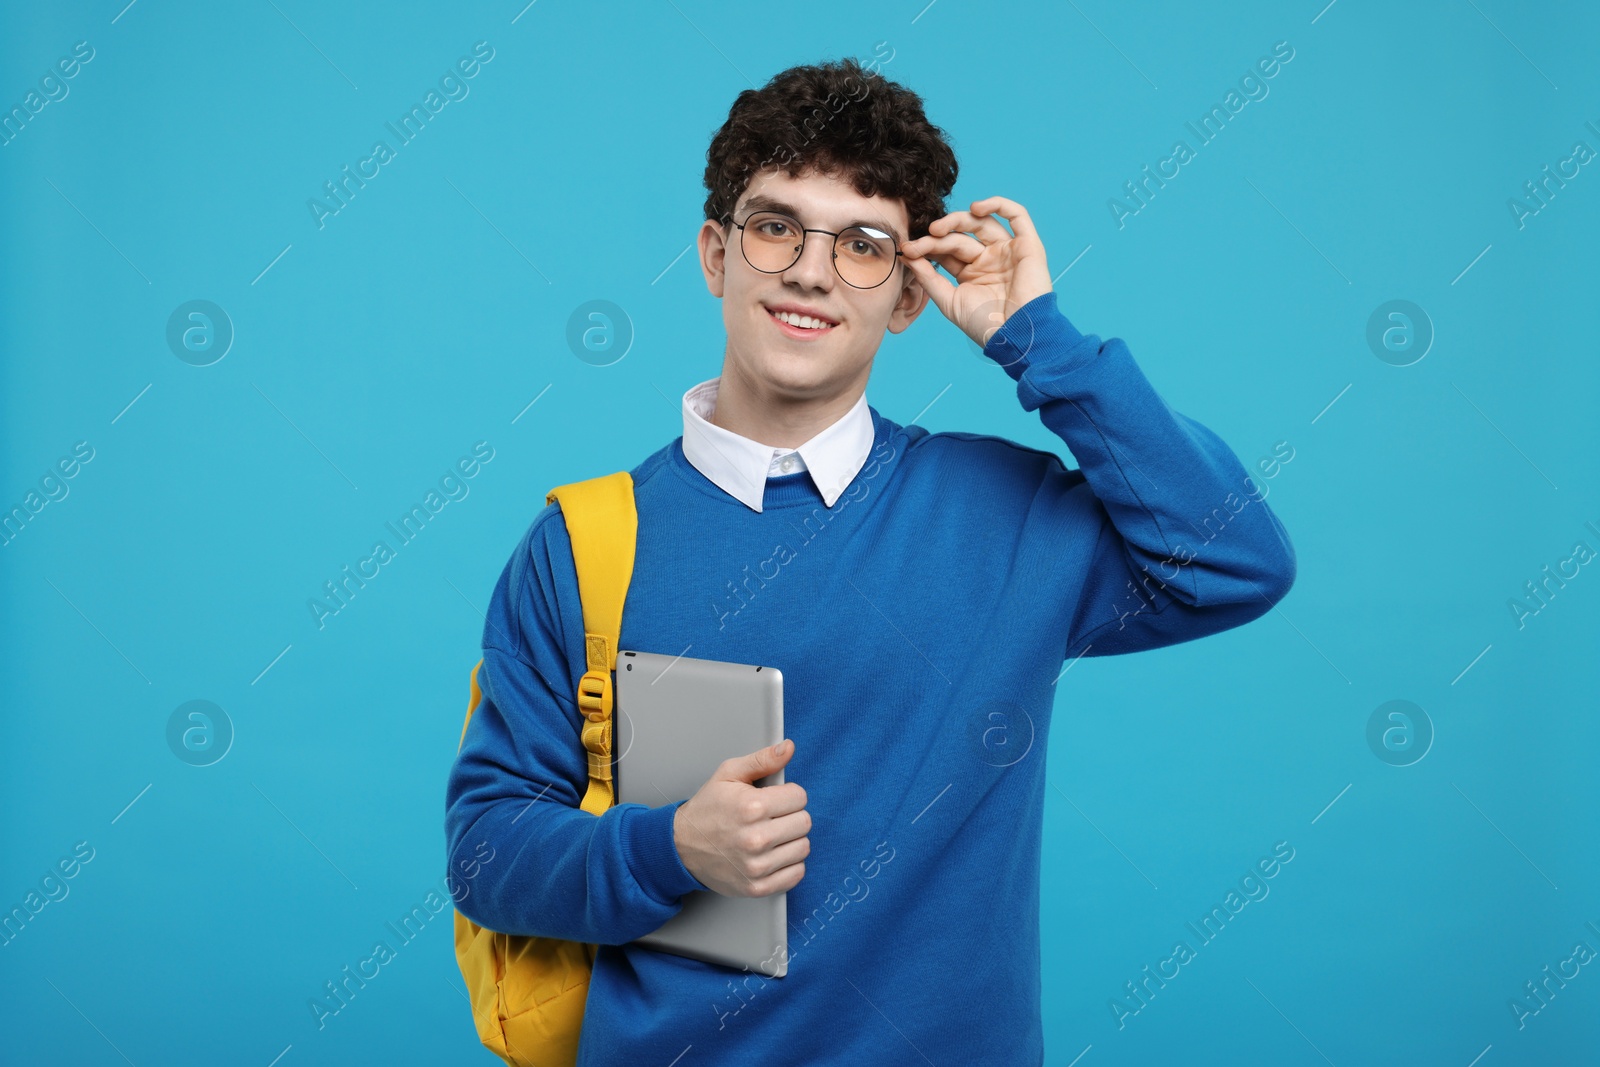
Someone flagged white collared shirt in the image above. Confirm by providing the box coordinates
[680,378,874,513]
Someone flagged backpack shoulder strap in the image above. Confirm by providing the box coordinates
[545,471,636,817]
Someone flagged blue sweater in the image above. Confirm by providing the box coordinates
[444,291,1296,1064]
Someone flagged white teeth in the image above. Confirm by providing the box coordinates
[773,309,833,330]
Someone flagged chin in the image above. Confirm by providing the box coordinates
[760,362,835,396]
[726,308,861,394]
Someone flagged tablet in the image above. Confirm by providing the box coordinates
[613,649,788,978]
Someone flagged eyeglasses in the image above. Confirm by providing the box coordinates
[724,210,903,289]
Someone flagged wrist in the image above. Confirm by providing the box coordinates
[671,800,708,892]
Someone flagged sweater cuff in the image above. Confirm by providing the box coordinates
[982,289,1101,405]
[620,799,708,904]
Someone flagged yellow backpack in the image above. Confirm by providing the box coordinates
[452,470,636,1066]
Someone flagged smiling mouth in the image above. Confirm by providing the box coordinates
[767,308,837,332]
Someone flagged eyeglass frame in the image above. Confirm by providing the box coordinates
[721,210,906,289]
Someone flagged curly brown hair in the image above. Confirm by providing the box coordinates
[702,56,959,243]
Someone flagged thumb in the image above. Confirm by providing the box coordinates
[904,254,956,319]
[720,738,793,783]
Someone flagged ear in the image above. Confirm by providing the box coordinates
[885,265,931,335]
[699,218,730,298]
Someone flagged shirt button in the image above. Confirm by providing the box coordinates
[780,456,795,473]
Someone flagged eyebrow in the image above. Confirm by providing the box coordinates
[738,195,902,243]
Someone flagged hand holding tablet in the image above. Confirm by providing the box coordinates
[673,738,810,898]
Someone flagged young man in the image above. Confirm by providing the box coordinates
[445,57,1295,1064]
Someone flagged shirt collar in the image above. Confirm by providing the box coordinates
[681,378,874,513]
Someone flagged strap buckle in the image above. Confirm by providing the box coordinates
[577,668,611,722]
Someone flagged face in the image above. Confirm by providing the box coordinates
[698,167,929,408]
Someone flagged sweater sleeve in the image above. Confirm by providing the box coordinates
[443,507,708,944]
[984,289,1297,660]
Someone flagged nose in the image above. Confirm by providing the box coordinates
[780,230,837,292]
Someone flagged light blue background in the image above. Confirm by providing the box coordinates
[3,1,1597,1064]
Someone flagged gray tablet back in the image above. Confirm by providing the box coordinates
[614,649,787,977]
